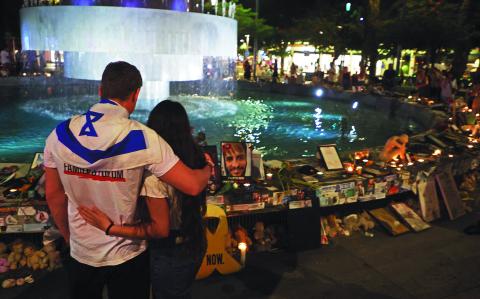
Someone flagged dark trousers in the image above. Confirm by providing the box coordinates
[150,241,204,299]
[65,250,150,299]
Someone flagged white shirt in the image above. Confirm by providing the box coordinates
[141,173,182,230]
[44,98,179,267]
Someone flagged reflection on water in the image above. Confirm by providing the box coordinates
[0,91,423,162]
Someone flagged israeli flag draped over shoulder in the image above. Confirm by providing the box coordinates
[52,99,162,170]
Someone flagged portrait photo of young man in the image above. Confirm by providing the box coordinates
[221,142,252,179]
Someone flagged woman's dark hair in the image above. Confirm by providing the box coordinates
[101,61,142,101]
[147,100,207,256]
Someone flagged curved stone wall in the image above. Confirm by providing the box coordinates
[20,6,237,100]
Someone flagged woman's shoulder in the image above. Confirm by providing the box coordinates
[143,171,176,198]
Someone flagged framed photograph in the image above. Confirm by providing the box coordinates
[203,146,221,193]
[391,202,431,232]
[317,144,343,171]
[369,208,410,236]
[220,142,252,180]
[435,172,465,220]
[251,149,265,180]
[272,191,285,206]
[373,177,388,199]
[417,176,441,222]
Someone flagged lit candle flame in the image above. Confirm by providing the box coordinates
[238,242,247,251]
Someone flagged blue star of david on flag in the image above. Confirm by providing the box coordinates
[79,110,104,137]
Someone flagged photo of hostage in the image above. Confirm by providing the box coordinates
[379,134,409,162]
[221,142,252,179]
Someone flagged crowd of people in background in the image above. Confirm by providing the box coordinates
[239,57,475,101]
[0,47,50,77]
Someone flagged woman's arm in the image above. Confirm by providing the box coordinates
[78,197,170,239]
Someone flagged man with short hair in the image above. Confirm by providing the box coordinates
[222,143,247,177]
[44,61,211,299]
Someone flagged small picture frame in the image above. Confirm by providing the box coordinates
[390,202,431,232]
[368,207,410,236]
[317,144,343,171]
[251,150,265,180]
[435,171,466,220]
[203,145,221,193]
[220,142,252,181]
[418,176,441,222]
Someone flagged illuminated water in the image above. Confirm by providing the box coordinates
[0,88,422,162]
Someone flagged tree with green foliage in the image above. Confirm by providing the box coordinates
[450,0,480,79]
[263,27,298,75]
[235,3,274,54]
[237,0,480,80]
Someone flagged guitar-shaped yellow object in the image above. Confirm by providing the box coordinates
[196,204,242,279]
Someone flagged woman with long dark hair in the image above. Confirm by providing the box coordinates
[78,100,207,298]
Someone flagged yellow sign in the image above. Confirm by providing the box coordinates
[196,204,242,279]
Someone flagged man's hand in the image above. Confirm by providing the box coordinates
[204,153,214,167]
[204,153,215,176]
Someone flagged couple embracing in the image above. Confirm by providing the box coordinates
[44,61,212,299]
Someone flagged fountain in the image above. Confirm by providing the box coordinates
[0,2,424,163]
[20,3,237,105]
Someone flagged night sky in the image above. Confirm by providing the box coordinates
[0,0,23,40]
